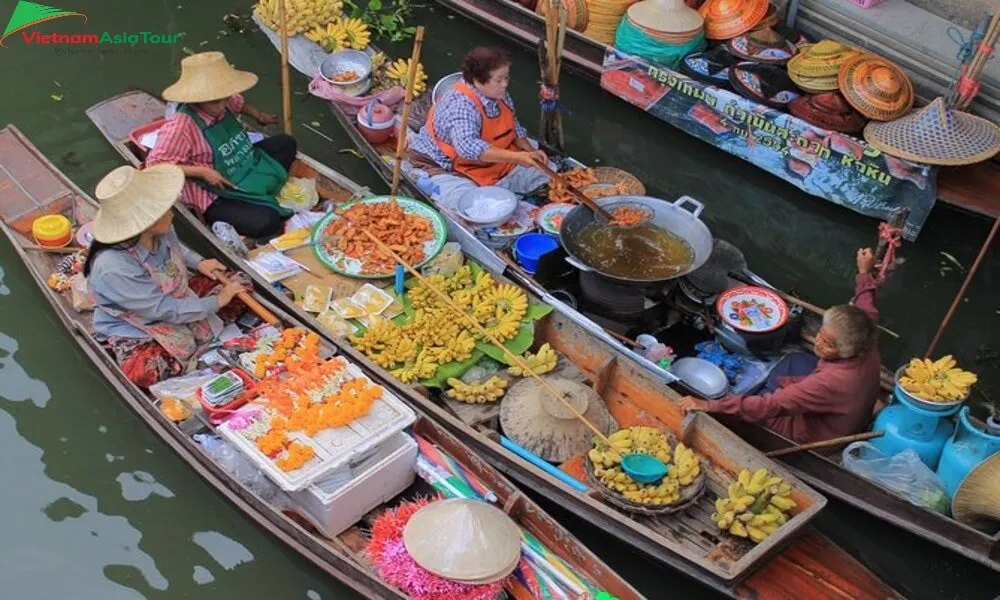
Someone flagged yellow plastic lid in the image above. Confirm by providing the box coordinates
[32,214,72,242]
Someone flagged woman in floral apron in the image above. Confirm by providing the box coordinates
[146,51,297,239]
[85,164,248,388]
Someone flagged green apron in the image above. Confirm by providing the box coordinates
[180,104,292,217]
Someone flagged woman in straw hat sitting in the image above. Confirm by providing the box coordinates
[146,51,295,239]
[678,248,884,445]
[84,164,249,388]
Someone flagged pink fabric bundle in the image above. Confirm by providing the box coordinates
[308,75,406,118]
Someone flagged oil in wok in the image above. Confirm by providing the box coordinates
[575,222,695,279]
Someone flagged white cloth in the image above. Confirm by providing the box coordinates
[430,165,550,213]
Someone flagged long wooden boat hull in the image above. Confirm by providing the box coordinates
[85,91,902,598]
[0,124,640,600]
[434,0,1000,229]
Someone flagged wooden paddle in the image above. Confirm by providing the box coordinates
[388,26,425,201]
[764,430,884,458]
[213,271,280,326]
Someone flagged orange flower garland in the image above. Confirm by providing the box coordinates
[275,442,316,472]
[252,328,322,378]
[256,428,289,458]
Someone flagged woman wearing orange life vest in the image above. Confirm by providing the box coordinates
[409,46,552,210]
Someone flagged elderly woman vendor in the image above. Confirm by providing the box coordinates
[678,249,884,445]
[84,164,247,388]
[146,51,295,239]
[409,46,550,210]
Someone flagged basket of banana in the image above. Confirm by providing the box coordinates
[896,355,977,412]
[712,468,797,544]
[585,426,706,515]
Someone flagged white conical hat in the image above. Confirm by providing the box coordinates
[627,0,704,33]
[402,499,522,583]
[92,164,184,244]
[162,51,258,103]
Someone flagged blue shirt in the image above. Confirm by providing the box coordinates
[89,227,218,339]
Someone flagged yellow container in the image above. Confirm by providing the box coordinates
[32,214,73,247]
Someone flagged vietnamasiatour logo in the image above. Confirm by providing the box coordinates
[1,0,183,49]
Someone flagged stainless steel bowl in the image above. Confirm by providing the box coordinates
[893,365,966,412]
[432,71,463,104]
[671,357,729,399]
[320,50,372,95]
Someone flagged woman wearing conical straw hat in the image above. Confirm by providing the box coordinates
[146,51,296,239]
[84,164,249,388]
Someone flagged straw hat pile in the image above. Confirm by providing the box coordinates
[786,41,860,92]
[789,92,866,133]
[500,376,614,462]
[624,0,704,45]
[838,53,914,121]
[725,27,796,65]
[698,0,768,40]
[864,97,1000,165]
[162,51,258,103]
[93,165,184,244]
[584,0,640,45]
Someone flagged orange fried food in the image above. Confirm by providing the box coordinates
[548,167,598,204]
[325,200,434,274]
[608,206,649,227]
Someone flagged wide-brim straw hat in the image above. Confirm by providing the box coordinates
[163,51,259,103]
[753,2,779,31]
[838,54,914,121]
[729,61,802,109]
[627,0,704,34]
[952,453,1000,532]
[93,164,184,244]
[789,92,867,133]
[787,41,860,78]
[864,97,1000,165]
[403,499,522,583]
[699,0,768,40]
[726,27,796,64]
[500,376,614,462]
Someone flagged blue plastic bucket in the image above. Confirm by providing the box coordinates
[514,233,559,274]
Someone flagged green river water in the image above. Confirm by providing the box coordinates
[1,1,999,598]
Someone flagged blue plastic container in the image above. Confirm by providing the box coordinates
[514,233,559,274]
[936,407,1000,496]
[872,389,960,469]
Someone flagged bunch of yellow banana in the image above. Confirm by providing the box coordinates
[445,376,507,403]
[508,343,558,376]
[587,444,622,469]
[391,353,439,383]
[900,355,977,402]
[385,58,428,96]
[254,0,344,35]
[340,17,370,50]
[712,468,796,543]
[591,464,682,505]
[370,52,387,71]
[419,329,477,364]
[305,21,348,52]
[668,443,700,485]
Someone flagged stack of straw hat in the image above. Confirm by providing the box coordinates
[789,92,866,133]
[623,0,704,45]
[698,0,768,40]
[536,0,590,32]
[786,40,860,92]
[838,53,914,121]
[584,0,640,44]
[725,27,796,65]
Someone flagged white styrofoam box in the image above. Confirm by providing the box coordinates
[217,363,417,491]
[290,432,418,538]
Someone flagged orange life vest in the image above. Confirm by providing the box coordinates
[426,81,518,186]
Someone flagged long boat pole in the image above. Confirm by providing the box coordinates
[389,26,425,200]
[277,0,292,134]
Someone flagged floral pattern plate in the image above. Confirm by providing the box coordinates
[715,286,790,333]
[536,203,576,235]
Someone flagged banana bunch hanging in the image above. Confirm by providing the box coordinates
[255,0,344,35]
[508,343,558,376]
[900,355,977,402]
[385,58,428,96]
[445,376,507,403]
[712,468,796,544]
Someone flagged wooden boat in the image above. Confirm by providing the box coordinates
[0,124,641,600]
[431,0,1000,233]
[86,91,900,598]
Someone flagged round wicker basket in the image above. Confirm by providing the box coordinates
[585,452,707,516]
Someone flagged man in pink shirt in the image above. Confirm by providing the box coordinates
[678,248,883,445]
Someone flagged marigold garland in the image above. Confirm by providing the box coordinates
[275,441,317,472]
[256,428,289,458]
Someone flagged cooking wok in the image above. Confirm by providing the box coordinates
[559,195,714,286]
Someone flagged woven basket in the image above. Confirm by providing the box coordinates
[593,166,646,195]
[537,0,591,32]
[585,452,707,516]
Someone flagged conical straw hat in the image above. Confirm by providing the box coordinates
[627,0,703,34]
[92,164,184,244]
[698,0,768,40]
[864,97,1000,165]
[787,41,860,79]
[838,54,914,121]
[726,27,796,64]
[789,92,867,133]
[500,376,614,462]
[403,499,522,583]
[952,453,1000,532]
[163,51,259,103]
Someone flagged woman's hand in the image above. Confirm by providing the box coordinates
[200,167,237,189]
[255,112,279,126]
[676,396,710,414]
[216,281,245,308]
[513,150,549,168]
[856,247,875,275]
[196,259,226,280]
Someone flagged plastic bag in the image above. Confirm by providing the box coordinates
[70,274,95,312]
[194,433,284,504]
[277,177,319,213]
[149,369,217,401]
[842,442,951,514]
